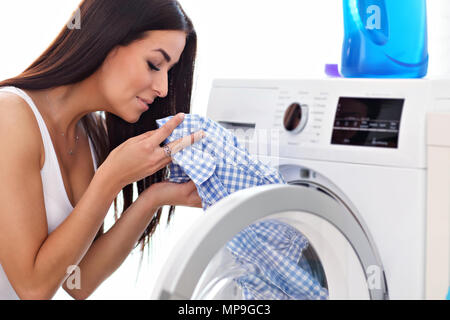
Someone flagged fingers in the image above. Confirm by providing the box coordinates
[154,113,186,144]
[135,129,156,142]
[167,130,206,155]
[144,113,207,173]
[154,130,206,170]
[187,182,202,208]
[135,113,185,143]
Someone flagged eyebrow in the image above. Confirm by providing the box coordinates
[153,48,171,63]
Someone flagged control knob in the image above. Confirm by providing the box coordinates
[283,102,309,134]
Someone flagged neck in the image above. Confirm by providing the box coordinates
[30,74,107,140]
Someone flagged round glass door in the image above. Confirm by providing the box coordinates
[151,184,388,300]
[192,211,371,300]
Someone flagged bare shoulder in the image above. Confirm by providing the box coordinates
[0,91,43,166]
[0,90,39,124]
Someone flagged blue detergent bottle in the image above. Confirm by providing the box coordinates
[341,0,428,78]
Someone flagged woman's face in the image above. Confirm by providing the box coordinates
[98,30,187,123]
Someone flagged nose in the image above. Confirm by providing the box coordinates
[152,71,168,98]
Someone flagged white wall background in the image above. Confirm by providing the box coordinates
[0,0,449,300]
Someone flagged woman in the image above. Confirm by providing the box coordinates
[0,0,205,300]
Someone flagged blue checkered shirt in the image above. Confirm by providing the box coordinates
[156,114,285,210]
[156,114,328,300]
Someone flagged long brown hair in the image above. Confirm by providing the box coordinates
[0,0,197,257]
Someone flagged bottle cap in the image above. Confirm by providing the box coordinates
[325,64,342,78]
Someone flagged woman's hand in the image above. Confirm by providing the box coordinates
[141,180,203,209]
[98,113,205,194]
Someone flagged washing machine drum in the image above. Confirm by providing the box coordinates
[150,184,388,300]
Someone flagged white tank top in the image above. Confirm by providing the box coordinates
[0,86,98,299]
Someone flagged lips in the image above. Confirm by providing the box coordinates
[136,97,150,111]
[137,96,153,105]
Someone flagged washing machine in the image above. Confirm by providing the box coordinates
[151,78,450,300]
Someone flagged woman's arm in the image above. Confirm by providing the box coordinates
[0,96,122,300]
[62,190,160,300]
[31,168,120,299]
[62,180,202,300]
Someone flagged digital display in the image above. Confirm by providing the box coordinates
[331,97,404,148]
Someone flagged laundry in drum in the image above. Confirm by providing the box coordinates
[156,114,286,210]
[226,219,329,300]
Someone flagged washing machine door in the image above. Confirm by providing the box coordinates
[150,183,388,300]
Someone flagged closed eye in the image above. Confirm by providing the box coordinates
[147,61,160,72]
